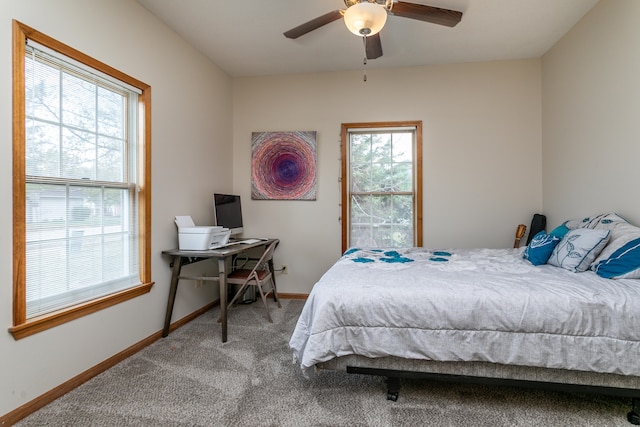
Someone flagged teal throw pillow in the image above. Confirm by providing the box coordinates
[523,231,561,266]
[549,223,570,239]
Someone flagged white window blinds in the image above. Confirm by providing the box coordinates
[24,42,141,318]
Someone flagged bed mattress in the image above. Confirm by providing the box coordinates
[289,247,640,377]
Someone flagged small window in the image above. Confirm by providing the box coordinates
[11,21,152,339]
[341,121,423,252]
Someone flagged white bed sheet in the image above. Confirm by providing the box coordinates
[289,247,640,377]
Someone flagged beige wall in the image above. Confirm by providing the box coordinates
[232,59,543,294]
[1,0,232,416]
[542,0,640,228]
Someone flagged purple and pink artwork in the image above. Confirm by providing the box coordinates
[251,131,317,200]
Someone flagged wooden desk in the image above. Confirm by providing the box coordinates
[161,238,279,342]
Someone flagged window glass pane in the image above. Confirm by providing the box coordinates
[392,194,413,227]
[25,56,60,122]
[350,194,374,247]
[350,134,371,161]
[62,127,96,180]
[350,163,370,193]
[62,72,96,131]
[103,233,129,281]
[350,134,371,192]
[26,239,67,305]
[26,119,60,177]
[392,133,413,162]
[98,136,124,182]
[97,87,125,138]
[350,194,372,227]
[392,162,412,192]
[369,163,392,192]
[103,188,126,230]
[371,133,391,163]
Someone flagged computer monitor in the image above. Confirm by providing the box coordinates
[213,193,244,237]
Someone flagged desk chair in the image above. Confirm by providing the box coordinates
[226,240,281,322]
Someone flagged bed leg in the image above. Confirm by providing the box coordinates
[628,398,640,425]
[386,376,400,401]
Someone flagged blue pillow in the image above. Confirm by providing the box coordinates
[593,237,640,279]
[548,228,610,272]
[549,223,570,239]
[523,231,561,266]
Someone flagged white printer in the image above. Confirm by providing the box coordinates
[174,216,230,250]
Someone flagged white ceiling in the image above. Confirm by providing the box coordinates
[135,0,599,78]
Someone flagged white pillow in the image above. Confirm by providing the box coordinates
[592,222,640,264]
[565,213,627,231]
[547,228,610,272]
[591,221,640,279]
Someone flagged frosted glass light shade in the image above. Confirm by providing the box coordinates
[343,2,388,36]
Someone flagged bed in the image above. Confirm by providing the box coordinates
[289,213,640,424]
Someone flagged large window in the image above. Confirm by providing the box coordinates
[11,21,152,339]
[341,121,422,252]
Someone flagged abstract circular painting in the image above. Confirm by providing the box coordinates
[251,131,317,200]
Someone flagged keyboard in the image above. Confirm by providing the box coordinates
[239,239,262,244]
[210,241,242,249]
[210,238,266,249]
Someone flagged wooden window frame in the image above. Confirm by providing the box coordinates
[10,20,153,340]
[341,121,423,253]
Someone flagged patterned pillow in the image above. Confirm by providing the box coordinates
[593,238,640,279]
[565,213,628,231]
[591,221,640,279]
[523,231,561,266]
[548,229,610,272]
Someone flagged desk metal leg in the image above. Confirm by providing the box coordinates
[268,258,278,303]
[218,258,228,343]
[163,255,183,337]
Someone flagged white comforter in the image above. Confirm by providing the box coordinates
[289,248,640,377]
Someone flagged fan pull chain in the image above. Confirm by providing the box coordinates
[363,57,367,82]
[362,36,368,82]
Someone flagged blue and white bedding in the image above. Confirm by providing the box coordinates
[289,247,640,377]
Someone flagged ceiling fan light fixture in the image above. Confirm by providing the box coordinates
[343,2,388,37]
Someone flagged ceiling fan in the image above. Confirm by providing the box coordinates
[283,0,463,60]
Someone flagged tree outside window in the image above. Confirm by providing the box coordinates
[341,122,422,252]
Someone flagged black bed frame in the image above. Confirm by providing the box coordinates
[346,366,640,424]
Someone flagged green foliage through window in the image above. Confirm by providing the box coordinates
[348,129,417,248]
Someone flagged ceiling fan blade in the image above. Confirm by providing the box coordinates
[284,10,344,39]
[365,33,383,60]
[390,1,462,27]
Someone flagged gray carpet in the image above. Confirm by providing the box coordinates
[15,299,633,426]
